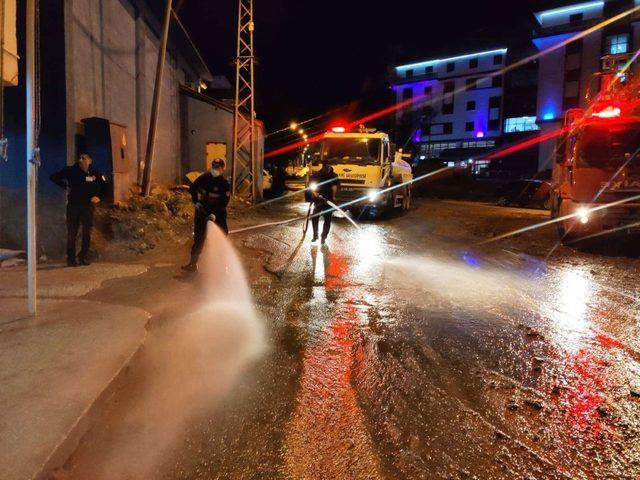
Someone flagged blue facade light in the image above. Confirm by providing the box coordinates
[543,112,555,121]
[534,1,604,24]
[396,48,508,72]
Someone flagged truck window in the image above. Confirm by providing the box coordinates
[321,138,382,165]
[578,124,640,167]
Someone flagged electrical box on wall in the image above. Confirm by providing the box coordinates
[82,117,131,203]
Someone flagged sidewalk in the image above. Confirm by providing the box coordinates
[0,263,150,480]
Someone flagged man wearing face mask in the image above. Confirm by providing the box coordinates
[182,158,230,272]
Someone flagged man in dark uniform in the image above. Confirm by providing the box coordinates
[309,162,340,244]
[50,154,107,267]
[182,158,231,272]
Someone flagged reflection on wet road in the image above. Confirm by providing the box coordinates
[283,247,383,479]
[271,207,640,479]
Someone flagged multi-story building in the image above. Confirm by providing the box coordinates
[392,48,507,169]
[533,0,640,171]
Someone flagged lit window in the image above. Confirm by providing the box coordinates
[504,116,540,133]
[606,34,629,55]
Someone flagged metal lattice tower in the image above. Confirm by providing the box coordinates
[231,0,257,203]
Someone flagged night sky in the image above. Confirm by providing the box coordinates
[179,1,558,140]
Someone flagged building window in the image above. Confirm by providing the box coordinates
[489,96,501,108]
[424,86,433,96]
[443,123,453,134]
[425,66,433,74]
[466,78,477,91]
[446,62,455,72]
[569,13,583,25]
[564,80,580,99]
[565,53,581,72]
[492,75,503,88]
[403,88,413,101]
[493,54,503,65]
[488,119,500,131]
[469,58,478,69]
[442,103,454,114]
[567,39,582,55]
[565,68,580,82]
[606,34,630,55]
[504,116,540,133]
[466,100,476,111]
[465,121,474,132]
[406,69,414,79]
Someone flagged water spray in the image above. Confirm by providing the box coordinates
[230,167,452,235]
[326,200,361,230]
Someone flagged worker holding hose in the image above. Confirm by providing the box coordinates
[182,158,230,272]
[308,163,340,244]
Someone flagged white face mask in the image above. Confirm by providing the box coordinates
[210,168,221,177]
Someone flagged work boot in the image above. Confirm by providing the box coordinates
[181,263,198,273]
[78,258,91,266]
[311,235,318,242]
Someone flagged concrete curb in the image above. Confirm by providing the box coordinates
[33,315,151,480]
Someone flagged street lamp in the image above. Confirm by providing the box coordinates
[290,122,298,130]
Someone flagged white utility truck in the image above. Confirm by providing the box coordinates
[309,125,413,215]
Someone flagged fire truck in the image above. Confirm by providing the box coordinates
[308,126,413,215]
[550,54,640,243]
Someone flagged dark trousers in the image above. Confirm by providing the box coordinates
[311,202,333,239]
[67,204,94,261]
[190,208,228,265]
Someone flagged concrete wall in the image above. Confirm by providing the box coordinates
[181,93,234,176]
[66,0,183,188]
[0,0,68,255]
[181,90,265,185]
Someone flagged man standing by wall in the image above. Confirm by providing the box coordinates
[182,158,230,272]
[50,154,107,267]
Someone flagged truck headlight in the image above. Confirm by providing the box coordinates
[309,182,318,192]
[576,207,590,225]
[368,189,381,203]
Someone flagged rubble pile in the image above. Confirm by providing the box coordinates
[95,186,194,255]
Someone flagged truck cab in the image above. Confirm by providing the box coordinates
[551,107,640,241]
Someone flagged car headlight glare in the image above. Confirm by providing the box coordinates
[368,189,380,203]
[576,207,590,225]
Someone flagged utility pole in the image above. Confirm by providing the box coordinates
[26,0,37,314]
[141,0,172,196]
[232,0,258,203]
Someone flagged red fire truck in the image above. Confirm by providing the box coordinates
[550,54,640,243]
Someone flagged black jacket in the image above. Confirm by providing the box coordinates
[50,164,107,205]
[309,168,340,203]
[189,172,231,212]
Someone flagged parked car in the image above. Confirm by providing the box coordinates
[496,179,551,210]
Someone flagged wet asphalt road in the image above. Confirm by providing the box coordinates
[58,199,640,480]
